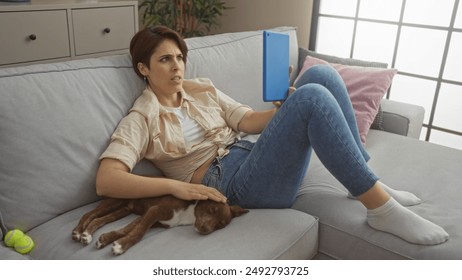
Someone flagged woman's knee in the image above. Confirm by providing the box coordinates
[295,64,338,88]
[307,64,337,76]
[287,84,336,111]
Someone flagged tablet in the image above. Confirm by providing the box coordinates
[263,30,290,102]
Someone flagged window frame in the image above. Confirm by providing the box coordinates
[310,0,462,148]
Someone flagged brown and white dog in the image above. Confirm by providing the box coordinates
[72,195,248,255]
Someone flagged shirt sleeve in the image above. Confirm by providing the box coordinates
[215,88,253,132]
[99,111,149,171]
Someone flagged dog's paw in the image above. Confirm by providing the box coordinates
[80,232,92,245]
[95,240,103,249]
[112,242,125,255]
[72,231,81,242]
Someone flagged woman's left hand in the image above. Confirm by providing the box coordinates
[272,86,296,109]
[272,65,296,109]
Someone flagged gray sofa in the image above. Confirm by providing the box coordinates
[1,27,461,260]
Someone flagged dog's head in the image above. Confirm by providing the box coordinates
[194,200,249,235]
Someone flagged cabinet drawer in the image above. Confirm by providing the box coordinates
[0,10,70,65]
[72,6,135,56]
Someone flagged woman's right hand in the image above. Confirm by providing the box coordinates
[171,182,228,203]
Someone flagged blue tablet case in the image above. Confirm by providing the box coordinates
[263,31,290,102]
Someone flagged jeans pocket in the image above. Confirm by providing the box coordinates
[202,162,223,191]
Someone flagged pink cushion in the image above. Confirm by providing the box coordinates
[295,56,397,143]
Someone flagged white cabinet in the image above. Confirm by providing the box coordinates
[0,0,138,67]
[0,10,70,65]
[72,6,136,56]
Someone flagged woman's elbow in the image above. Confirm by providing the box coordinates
[95,170,110,197]
[238,111,259,134]
[95,158,128,197]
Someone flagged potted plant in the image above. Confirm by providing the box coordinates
[139,0,231,38]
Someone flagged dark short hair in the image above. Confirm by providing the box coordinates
[129,26,188,79]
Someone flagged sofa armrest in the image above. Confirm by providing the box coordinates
[380,99,425,139]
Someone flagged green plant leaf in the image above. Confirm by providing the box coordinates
[139,0,232,38]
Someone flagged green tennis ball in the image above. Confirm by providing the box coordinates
[14,235,35,254]
[4,229,25,248]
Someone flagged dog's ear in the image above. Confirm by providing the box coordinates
[230,205,249,218]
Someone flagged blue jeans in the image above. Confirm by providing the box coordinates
[202,64,379,208]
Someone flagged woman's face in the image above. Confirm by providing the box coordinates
[139,39,185,106]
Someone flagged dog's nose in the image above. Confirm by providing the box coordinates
[195,224,214,235]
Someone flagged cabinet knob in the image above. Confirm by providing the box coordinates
[29,34,37,41]
[103,27,111,34]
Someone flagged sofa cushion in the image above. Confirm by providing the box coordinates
[370,106,384,131]
[26,203,318,260]
[293,130,462,259]
[0,246,31,260]
[185,26,299,112]
[0,56,145,232]
[0,211,5,240]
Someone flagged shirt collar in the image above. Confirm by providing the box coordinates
[145,86,195,115]
[180,90,196,102]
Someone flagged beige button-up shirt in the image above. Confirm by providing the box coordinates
[100,78,252,182]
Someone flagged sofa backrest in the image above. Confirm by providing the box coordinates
[0,27,298,232]
[0,57,145,232]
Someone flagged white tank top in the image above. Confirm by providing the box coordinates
[166,106,205,148]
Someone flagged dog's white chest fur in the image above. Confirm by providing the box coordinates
[159,203,197,227]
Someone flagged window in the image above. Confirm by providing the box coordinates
[310,0,462,150]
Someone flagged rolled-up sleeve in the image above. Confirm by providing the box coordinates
[216,89,252,132]
[99,111,149,171]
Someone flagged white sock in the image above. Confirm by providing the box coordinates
[348,182,422,206]
[367,198,449,245]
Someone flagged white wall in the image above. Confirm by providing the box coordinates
[214,0,313,48]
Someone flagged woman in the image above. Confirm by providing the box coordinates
[96,26,448,245]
